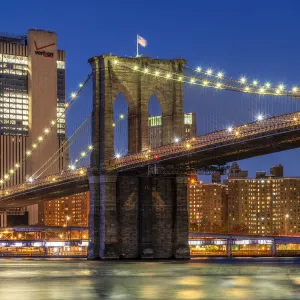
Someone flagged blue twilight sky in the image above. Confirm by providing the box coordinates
[1,0,300,179]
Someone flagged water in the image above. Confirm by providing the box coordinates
[0,257,300,299]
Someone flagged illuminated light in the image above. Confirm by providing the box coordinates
[227,127,233,133]
[88,145,93,150]
[38,136,43,141]
[28,177,33,183]
[75,159,79,163]
[166,73,171,79]
[186,143,191,149]
[9,169,14,174]
[32,144,37,148]
[155,154,159,159]
[0,180,3,185]
[113,59,118,64]
[203,81,208,86]
[64,103,69,108]
[259,87,265,94]
[66,216,70,221]
[190,78,195,84]
[112,123,116,127]
[52,178,56,182]
[148,149,151,153]
[26,151,31,156]
[275,89,281,95]
[79,83,83,88]
[217,72,224,79]
[71,93,76,99]
[192,137,195,141]
[240,77,247,84]
[278,84,284,90]
[79,170,84,175]
[115,153,121,159]
[206,69,213,76]
[261,217,265,221]
[190,178,196,184]
[155,70,160,76]
[178,76,183,81]
[120,114,124,119]
[292,86,298,93]
[244,86,250,92]
[144,68,149,73]
[51,120,56,125]
[293,117,298,121]
[81,152,86,157]
[216,82,222,89]
[15,164,20,168]
[265,82,271,88]
[234,131,239,136]
[256,114,264,121]
[70,165,75,170]
[253,80,258,86]
[44,128,50,134]
[196,67,201,72]
[133,65,138,70]
[174,137,180,143]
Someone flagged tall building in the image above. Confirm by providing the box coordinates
[0,29,66,187]
[0,29,67,225]
[43,192,89,227]
[188,180,228,232]
[228,165,300,235]
[270,164,284,177]
[148,112,197,148]
[227,162,248,179]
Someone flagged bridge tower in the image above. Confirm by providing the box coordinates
[87,55,190,259]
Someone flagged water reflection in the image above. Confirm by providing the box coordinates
[0,258,299,299]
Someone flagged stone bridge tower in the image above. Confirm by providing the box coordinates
[87,55,190,259]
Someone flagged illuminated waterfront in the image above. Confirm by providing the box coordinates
[0,258,300,299]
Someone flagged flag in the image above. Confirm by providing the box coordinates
[138,35,147,47]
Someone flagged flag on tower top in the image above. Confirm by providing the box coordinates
[137,35,147,47]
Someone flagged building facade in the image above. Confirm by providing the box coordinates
[43,192,89,227]
[148,112,197,148]
[0,29,66,187]
[0,29,68,225]
[188,180,228,232]
[228,165,300,235]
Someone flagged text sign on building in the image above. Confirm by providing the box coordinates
[34,41,55,58]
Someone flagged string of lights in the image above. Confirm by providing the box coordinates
[68,144,93,171]
[185,65,300,95]
[112,59,300,98]
[32,115,92,180]
[0,74,92,186]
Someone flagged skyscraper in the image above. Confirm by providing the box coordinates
[0,29,66,187]
[0,29,67,225]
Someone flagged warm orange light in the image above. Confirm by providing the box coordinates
[190,179,196,184]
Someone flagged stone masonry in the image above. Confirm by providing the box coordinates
[87,55,190,259]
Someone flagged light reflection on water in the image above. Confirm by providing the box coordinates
[0,258,300,299]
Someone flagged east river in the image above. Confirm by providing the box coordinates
[0,258,300,299]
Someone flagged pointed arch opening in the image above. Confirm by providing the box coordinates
[148,94,163,149]
[114,93,129,157]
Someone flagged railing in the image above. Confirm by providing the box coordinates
[110,111,300,171]
[2,111,300,198]
[0,167,88,198]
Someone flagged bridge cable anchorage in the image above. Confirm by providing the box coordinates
[185,65,300,97]
[30,114,92,180]
[0,73,92,187]
[116,61,300,98]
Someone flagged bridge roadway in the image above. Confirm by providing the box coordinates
[1,111,300,207]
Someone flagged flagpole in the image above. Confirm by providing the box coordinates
[136,34,139,57]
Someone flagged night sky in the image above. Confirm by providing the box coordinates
[1,0,300,179]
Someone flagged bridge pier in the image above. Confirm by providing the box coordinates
[88,172,190,260]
